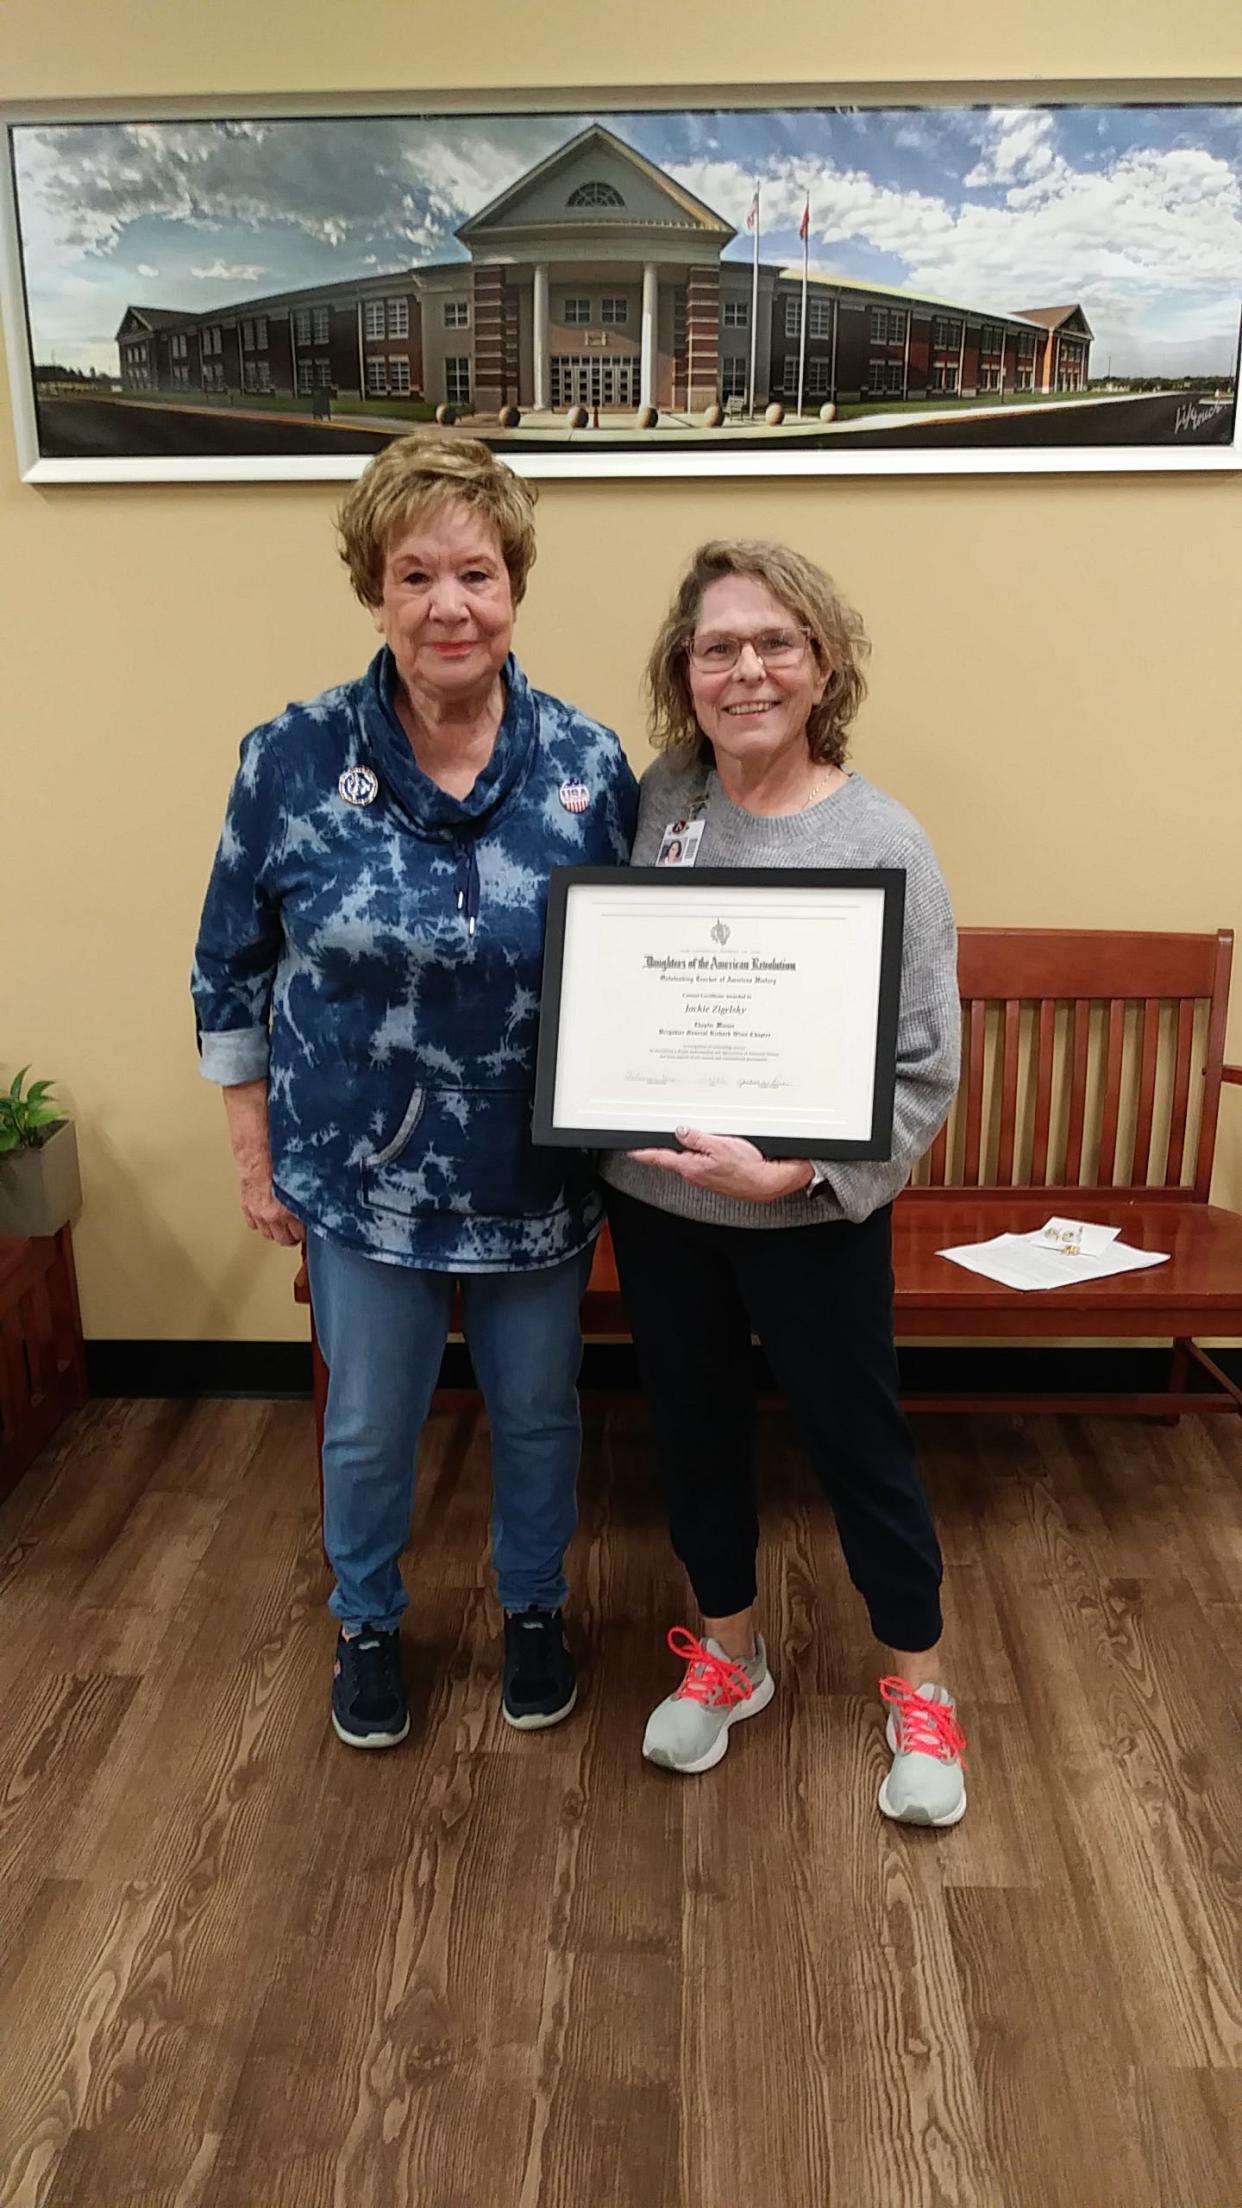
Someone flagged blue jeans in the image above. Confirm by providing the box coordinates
[307,1235,595,1632]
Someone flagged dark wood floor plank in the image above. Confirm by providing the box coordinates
[1,1852,293,2208]
[0,1394,1238,2208]
[151,1396,282,1502]
[925,1695,1057,1894]
[0,1402,194,1702]
[1144,1416,1242,1642]
[945,1885,1157,2207]
[1,1407,329,2208]
[676,1703,835,2207]
[47,2127,224,2208]
[1132,2063,1242,2208]
[513,1406,682,2208]
[10,1400,196,1558]
[32,1856,297,2208]
[49,1564,323,1892]
[205,1411,563,2208]
[73,1483,227,1619]
[212,1800,558,2205]
[0,1875,169,2208]
[1198,1594,1242,1672]
[212,1624,558,2205]
[0,1674,139,1988]
[981,1440,1242,2070]
[0,1447,68,1566]
[1045,1413,1189,1578]
[676,1413,994,2208]
[401,1401,523,1604]
[0,1548,99,1704]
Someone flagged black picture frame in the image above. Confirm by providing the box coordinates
[532,865,906,1159]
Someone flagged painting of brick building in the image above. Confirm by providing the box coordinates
[6,104,1239,477]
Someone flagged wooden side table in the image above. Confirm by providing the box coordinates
[0,1227,87,1502]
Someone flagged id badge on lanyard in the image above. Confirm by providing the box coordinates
[655,817,705,868]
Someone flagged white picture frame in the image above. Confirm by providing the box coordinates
[3,80,1240,485]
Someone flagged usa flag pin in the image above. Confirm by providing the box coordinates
[339,764,379,807]
[558,778,590,814]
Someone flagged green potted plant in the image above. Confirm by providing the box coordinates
[0,1067,83,1238]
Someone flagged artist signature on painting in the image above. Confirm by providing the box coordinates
[1174,399,1228,436]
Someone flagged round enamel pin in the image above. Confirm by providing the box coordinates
[558,778,590,815]
[338,764,379,807]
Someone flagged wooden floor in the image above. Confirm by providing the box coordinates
[0,1395,1239,2208]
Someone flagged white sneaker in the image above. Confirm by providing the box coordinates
[642,1626,774,1774]
[877,1677,967,1827]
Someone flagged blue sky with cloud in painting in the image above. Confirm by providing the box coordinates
[12,103,1242,378]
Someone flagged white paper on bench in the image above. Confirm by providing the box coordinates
[936,1216,1169,1292]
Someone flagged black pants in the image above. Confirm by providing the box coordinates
[606,1188,944,1652]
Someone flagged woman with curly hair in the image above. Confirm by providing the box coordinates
[193,435,636,1750]
[601,540,966,1824]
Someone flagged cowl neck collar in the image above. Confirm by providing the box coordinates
[357,646,538,838]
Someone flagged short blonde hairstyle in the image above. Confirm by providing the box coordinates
[646,539,870,768]
[337,432,538,606]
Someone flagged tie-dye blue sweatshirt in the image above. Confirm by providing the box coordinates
[192,649,639,1271]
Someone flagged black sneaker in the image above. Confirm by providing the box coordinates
[331,1624,410,1748]
[502,1607,577,1731]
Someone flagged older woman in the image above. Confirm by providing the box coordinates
[193,435,637,1749]
[601,540,966,1825]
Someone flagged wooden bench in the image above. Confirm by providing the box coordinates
[295,927,1242,1437]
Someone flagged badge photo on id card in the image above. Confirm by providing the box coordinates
[656,818,704,867]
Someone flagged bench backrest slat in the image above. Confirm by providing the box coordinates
[962,1000,987,1184]
[1029,999,1056,1185]
[1130,999,1161,1187]
[995,1000,1022,1183]
[1064,999,1092,1187]
[1097,999,1126,1186]
[909,927,1233,1201]
[1164,996,1198,1189]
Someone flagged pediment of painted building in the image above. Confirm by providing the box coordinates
[458,124,734,245]
[1014,302,1094,340]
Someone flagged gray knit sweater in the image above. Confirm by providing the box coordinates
[599,755,960,1229]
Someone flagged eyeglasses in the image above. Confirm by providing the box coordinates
[688,627,812,672]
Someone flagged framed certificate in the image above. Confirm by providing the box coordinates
[533,868,906,1159]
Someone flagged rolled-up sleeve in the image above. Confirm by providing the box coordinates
[191,729,287,1086]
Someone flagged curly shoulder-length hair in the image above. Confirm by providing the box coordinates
[337,432,538,607]
[646,539,870,768]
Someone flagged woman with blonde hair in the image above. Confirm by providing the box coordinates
[601,539,966,1824]
[194,434,637,1747]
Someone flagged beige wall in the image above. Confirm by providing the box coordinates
[3,2,1241,1342]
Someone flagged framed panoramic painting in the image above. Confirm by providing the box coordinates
[2,86,1240,482]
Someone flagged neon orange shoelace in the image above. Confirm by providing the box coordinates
[668,1626,755,1710]
[879,1676,968,1765]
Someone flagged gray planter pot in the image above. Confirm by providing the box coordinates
[0,1119,82,1238]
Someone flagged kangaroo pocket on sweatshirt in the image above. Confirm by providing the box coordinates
[360,1083,571,1221]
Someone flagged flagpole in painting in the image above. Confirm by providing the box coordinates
[746,183,759,416]
[796,191,810,417]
